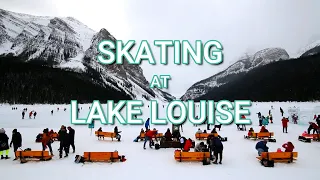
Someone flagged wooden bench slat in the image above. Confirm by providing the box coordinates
[174,151,210,161]
[256,152,298,163]
[83,152,119,162]
[15,151,52,161]
[251,132,274,138]
[195,133,219,139]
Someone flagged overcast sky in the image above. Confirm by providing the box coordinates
[1,0,320,97]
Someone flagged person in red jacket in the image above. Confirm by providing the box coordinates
[247,127,254,137]
[259,126,268,132]
[143,129,155,149]
[307,122,319,134]
[281,117,289,133]
[183,138,193,152]
[282,142,294,152]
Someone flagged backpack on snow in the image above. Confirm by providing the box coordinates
[261,159,274,167]
[155,143,160,150]
[75,155,85,163]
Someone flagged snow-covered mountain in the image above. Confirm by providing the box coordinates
[296,40,320,58]
[180,48,289,100]
[0,9,175,102]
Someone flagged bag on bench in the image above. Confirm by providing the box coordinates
[74,155,85,163]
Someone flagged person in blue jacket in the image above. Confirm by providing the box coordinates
[255,140,269,156]
[262,116,269,126]
[145,118,150,130]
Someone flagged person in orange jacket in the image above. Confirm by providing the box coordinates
[282,142,294,152]
[281,117,289,133]
[143,129,155,149]
[42,128,53,155]
[183,138,193,152]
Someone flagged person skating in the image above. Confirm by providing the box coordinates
[0,128,10,159]
[29,111,33,119]
[145,118,150,131]
[58,125,69,158]
[256,112,262,119]
[316,115,320,127]
[269,114,273,124]
[42,128,53,156]
[282,117,289,133]
[307,122,319,134]
[67,126,75,153]
[210,136,223,164]
[51,110,53,115]
[33,111,37,119]
[10,129,22,160]
[280,107,284,116]
[143,129,155,149]
[22,111,25,119]
[258,116,263,126]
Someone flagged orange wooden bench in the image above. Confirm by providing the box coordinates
[256,152,298,163]
[174,150,210,162]
[95,131,117,141]
[298,134,320,142]
[15,151,52,163]
[83,152,125,162]
[140,131,163,140]
[245,132,276,142]
[195,133,227,141]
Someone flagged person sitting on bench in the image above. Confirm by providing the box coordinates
[164,128,172,141]
[196,128,202,134]
[203,130,207,133]
[255,140,269,156]
[260,126,269,133]
[97,127,102,132]
[211,128,217,133]
[282,142,294,152]
[183,138,193,152]
[194,142,206,152]
[248,127,254,137]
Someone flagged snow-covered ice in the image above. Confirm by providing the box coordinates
[0,102,319,180]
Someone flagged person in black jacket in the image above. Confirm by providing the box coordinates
[316,115,320,127]
[67,126,75,153]
[210,136,223,164]
[58,125,69,158]
[10,129,22,160]
[0,128,10,159]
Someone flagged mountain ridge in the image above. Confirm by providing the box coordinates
[180,47,290,100]
[0,8,175,103]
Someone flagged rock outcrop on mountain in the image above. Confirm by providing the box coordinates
[180,48,290,101]
[0,8,175,103]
